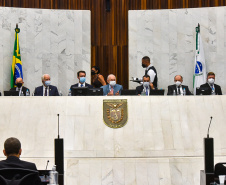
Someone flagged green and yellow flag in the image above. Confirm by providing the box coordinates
[10,26,23,88]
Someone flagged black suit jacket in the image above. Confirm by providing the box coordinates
[200,83,222,95]
[167,84,192,95]
[10,86,30,96]
[70,83,93,90]
[34,85,59,96]
[136,85,155,95]
[0,156,37,170]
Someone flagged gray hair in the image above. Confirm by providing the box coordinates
[107,74,116,81]
[41,74,50,81]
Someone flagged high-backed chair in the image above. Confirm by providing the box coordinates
[0,168,42,185]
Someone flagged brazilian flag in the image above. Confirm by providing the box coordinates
[10,26,23,88]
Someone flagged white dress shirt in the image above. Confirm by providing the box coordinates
[42,85,49,96]
[78,82,86,87]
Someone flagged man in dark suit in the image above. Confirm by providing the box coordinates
[199,72,222,95]
[136,75,156,95]
[167,75,192,95]
[10,77,30,96]
[0,137,38,170]
[70,70,93,89]
[0,137,41,185]
[34,74,59,96]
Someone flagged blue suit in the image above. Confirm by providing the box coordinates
[34,85,59,96]
[101,84,123,95]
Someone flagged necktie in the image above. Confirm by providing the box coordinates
[81,84,83,87]
[146,87,148,95]
[178,87,181,95]
[45,87,47,96]
[110,87,114,94]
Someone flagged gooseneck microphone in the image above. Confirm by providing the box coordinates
[207,116,213,138]
[57,114,60,139]
[45,160,49,170]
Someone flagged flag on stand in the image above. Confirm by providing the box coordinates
[10,25,23,88]
[193,24,206,95]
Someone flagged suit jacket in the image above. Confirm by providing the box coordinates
[34,85,59,96]
[10,86,30,96]
[101,84,123,95]
[70,83,93,90]
[136,85,155,95]
[200,83,222,95]
[0,156,37,170]
[167,84,192,95]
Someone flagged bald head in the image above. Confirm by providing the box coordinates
[174,75,183,82]
[15,78,23,84]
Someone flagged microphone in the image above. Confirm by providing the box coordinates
[207,116,213,138]
[45,160,49,170]
[57,114,60,139]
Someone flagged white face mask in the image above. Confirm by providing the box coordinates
[175,81,181,86]
[109,81,116,87]
[143,82,149,87]
[208,78,215,84]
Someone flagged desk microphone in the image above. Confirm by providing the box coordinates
[45,160,49,170]
[207,116,213,138]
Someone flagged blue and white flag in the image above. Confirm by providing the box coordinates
[193,24,206,95]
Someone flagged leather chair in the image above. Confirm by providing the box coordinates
[214,163,226,184]
[0,168,42,185]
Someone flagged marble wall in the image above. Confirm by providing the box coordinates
[0,7,91,96]
[129,7,226,93]
[0,96,226,184]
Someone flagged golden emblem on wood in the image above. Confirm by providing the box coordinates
[103,99,128,128]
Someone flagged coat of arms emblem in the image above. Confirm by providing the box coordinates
[103,99,128,128]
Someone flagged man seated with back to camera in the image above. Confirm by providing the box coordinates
[70,70,93,89]
[136,75,156,95]
[199,72,222,95]
[10,77,30,96]
[0,137,41,184]
[167,75,192,95]
[101,74,123,96]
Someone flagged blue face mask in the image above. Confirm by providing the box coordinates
[45,81,51,86]
[80,77,86,83]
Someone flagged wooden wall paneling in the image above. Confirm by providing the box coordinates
[2,0,226,89]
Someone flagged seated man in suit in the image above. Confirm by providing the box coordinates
[167,75,192,95]
[70,70,93,89]
[101,74,123,96]
[0,137,38,170]
[34,74,59,96]
[10,77,30,96]
[136,74,156,95]
[199,72,222,95]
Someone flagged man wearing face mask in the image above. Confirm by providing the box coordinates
[70,70,93,89]
[199,72,222,95]
[34,74,59,96]
[136,75,155,95]
[10,77,30,96]
[141,56,158,88]
[101,74,123,96]
[167,75,192,95]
